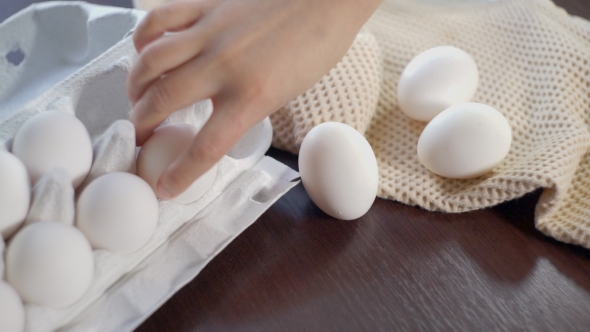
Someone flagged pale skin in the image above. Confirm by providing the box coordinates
[127,0,383,200]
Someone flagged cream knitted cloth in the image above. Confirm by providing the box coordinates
[134,0,590,248]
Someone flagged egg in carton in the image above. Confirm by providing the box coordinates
[0,2,299,331]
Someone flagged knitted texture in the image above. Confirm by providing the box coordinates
[269,0,590,248]
[271,29,382,152]
[133,0,590,247]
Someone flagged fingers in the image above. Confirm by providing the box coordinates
[130,56,220,145]
[133,0,207,53]
[155,100,256,199]
[127,29,207,104]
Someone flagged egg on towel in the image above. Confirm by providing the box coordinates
[12,111,93,188]
[6,221,94,308]
[76,172,159,253]
[299,122,379,220]
[417,102,512,179]
[0,150,30,239]
[137,123,218,205]
[397,46,479,122]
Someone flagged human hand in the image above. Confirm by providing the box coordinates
[127,0,382,200]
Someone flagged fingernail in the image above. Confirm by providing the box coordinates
[156,182,174,200]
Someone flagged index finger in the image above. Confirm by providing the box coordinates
[133,0,207,52]
[155,99,259,199]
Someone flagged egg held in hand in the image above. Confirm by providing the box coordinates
[6,221,94,308]
[12,111,93,188]
[76,172,159,253]
[417,102,512,179]
[299,122,379,220]
[0,151,30,239]
[397,46,479,122]
[137,123,217,205]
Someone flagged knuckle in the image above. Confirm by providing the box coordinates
[138,46,160,71]
[161,171,183,193]
[147,84,172,113]
[188,141,222,164]
[247,76,267,99]
[141,4,171,35]
[125,77,134,98]
[141,9,160,31]
[214,42,242,73]
[132,30,143,50]
[230,112,247,134]
[236,75,274,111]
[149,6,167,25]
[173,1,196,16]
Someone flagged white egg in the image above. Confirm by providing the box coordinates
[6,221,94,308]
[417,102,512,179]
[299,122,378,220]
[0,151,30,239]
[137,123,217,205]
[397,46,479,122]
[0,281,25,332]
[76,172,159,253]
[12,111,93,188]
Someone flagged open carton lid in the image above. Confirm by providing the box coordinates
[0,2,299,331]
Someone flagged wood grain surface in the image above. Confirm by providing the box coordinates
[2,0,590,331]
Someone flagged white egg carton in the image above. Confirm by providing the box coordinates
[0,2,299,331]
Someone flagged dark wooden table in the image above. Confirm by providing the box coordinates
[3,0,590,331]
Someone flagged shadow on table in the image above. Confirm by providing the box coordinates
[137,182,360,331]
[491,188,590,291]
[138,173,590,331]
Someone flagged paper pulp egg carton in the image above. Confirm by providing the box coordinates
[0,2,299,331]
